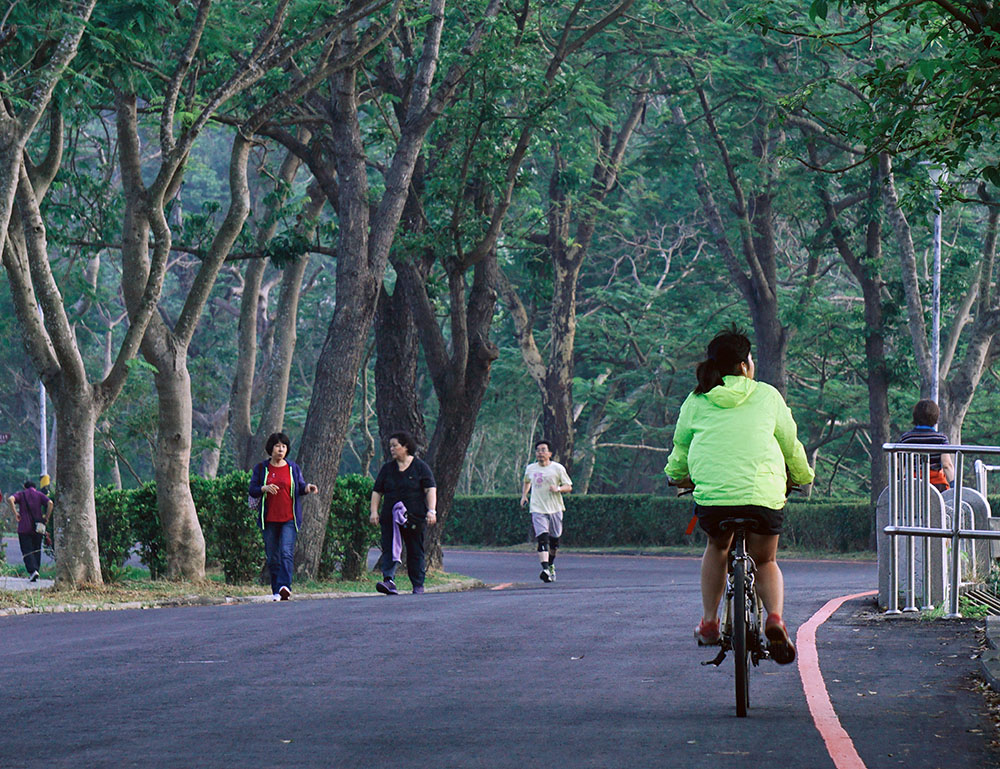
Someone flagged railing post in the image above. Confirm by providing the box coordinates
[887,449,900,615]
[904,451,918,612]
[946,451,964,618]
[921,453,933,610]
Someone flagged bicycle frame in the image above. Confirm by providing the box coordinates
[702,522,770,717]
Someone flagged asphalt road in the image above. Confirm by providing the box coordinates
[0,550,996,769]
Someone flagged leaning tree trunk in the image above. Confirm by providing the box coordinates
[374,283,427,455]
[295,279,380,576]
[423,336,498,568]
[52,390,102,585]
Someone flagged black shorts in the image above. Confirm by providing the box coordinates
[695,504,784,539]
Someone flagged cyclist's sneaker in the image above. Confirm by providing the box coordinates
[694,618,721,646]
[547,565,556,582]
[765,615,796,664]
[539,567,551,583]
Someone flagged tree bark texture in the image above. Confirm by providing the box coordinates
[374,284,427,455]
[405,256,500,569]
[294,1,503,578]
[150,346,207,580]
[52,389,102,585]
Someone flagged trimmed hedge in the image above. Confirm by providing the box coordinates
[191,471,263,584]
[90,482,872,584]
[93,471,376,583]
[94,485,134,581]
[444,495,874,553]
[322,474,377,580]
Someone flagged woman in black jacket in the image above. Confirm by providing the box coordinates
[369,431,437,595]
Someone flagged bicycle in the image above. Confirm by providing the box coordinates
[676,481,800,717]
[699,516,769,718]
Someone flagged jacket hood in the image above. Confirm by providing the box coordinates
[704,375,758,408]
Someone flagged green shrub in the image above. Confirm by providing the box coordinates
[781,501,872,551]
[445,495,873,552]
[128,482,167,579]
[94,485,134,581]
[203,470,264,584]
[189,475,222,567]
[323,473,377,580]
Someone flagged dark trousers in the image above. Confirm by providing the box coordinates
[378,520,426,588]
[262,520,296,594]
[18,532,42,574]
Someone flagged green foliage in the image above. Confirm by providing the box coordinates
[323,474,377,581]
[94,485,135,582]
[958,594,990,619]
[445,495,873,552]
[194,471,264,584]
[128,482,167,580]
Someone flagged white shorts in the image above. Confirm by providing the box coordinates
[531,511,563,539]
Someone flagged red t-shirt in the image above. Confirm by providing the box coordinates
[264,463,293,523]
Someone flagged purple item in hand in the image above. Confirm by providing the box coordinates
[391,501,408,563]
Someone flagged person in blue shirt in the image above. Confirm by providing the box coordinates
[897,399,954,492]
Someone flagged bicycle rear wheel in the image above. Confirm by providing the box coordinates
[732,556,750,717]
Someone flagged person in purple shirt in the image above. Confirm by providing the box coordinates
[8,481,53,581]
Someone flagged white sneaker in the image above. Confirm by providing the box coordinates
[29,571,39,582]
[278,586,291,600]
[271,594,281,602]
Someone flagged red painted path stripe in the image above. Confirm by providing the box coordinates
[796,590,877,769]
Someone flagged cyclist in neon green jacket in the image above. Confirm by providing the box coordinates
[665,327,814,664]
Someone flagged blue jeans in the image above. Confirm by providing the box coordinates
[262,520,296,594]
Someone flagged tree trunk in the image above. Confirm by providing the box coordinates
[812,155,890,507]
[150,342,207,580]
[195,405,228,478]
[295,282,378,576]
[51,389,102,585]
[374,284,427,455]
[292,1,504,578]
[421,257,499,568]
[542,258,582,469]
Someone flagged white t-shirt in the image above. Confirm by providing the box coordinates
[524,461,572,514]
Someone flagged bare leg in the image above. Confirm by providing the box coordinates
[747,533,782,617]
[700,534,732,621]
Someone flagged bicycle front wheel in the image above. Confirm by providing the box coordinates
[732,557,750,717]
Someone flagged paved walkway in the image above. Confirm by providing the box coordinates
[0,550,995,769]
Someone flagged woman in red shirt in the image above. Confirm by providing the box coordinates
[248,432,318,600]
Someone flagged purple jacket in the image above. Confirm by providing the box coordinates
[249,460,310,530]
[13,488,50,535]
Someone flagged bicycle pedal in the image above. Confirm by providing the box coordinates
[702,649,727,666]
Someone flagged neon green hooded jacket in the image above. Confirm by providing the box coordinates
[664,376,814,509]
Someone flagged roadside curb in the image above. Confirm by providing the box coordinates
[982,616,1000,690]
[0,577,484,617]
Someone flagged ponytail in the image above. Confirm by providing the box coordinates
[693,325,752,395]
[695,359,725,394]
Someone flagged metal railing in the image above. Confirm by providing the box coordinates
[883,443,1000,618]
[975,459,1000,499]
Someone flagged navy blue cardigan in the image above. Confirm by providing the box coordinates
[248,460,310,530]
